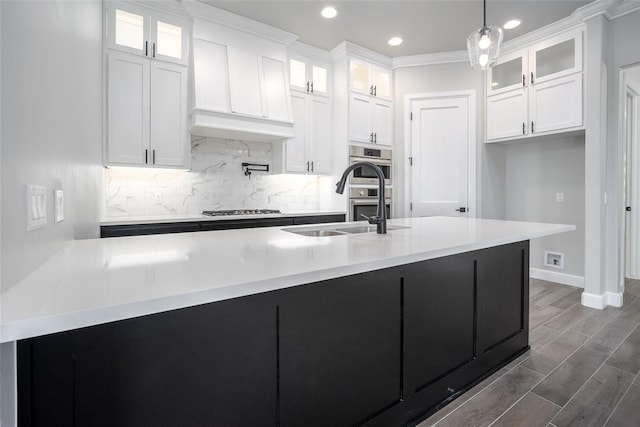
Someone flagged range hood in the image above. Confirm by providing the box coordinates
[188,5,297,143]
[190,108,294,143]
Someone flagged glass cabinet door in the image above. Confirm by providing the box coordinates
[289,58,308,91]
[350,60,371,95]
[111,5,148,55]
[373,68,391,99]
[530,29,582,84]
[311,64,328,95]
[487,50,526,96]
[154,19,184,62]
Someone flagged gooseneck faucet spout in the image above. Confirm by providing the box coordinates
[336,162,387,234]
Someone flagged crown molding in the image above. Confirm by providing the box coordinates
[606,0,640,19]
[392,50,468,69]
[330,41,393,67]
[184,0,298,45]
[289,41,331,61]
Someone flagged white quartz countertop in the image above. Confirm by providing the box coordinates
[1,217,574,343]
[99,211,346,226]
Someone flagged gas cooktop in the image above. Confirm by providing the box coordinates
[202,209,282,217]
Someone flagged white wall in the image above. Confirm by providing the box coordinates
[505,136,586,277]
[605,10,640,296]
[393,61,507,219]
[0,0,103,293]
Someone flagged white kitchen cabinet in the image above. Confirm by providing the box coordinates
[107,51,188,167]
[108,1,189,66]
[274,93,331,174]
[289,54,330,97]
[485,28,583,142]
[349,93,392,146]
[190,16,294,142]
[349,59,391,101]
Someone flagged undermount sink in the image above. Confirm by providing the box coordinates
[282,224,410,237]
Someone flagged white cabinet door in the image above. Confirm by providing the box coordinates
[261,56,290,121]
[486,89,528,141]
[107,51,149,165]
[349,93,373,143]
[372,99,392,146]
[227,47,263,117]
[487,50,527,96]
[286,93,309,173]
[530,29,582,85]
[151,13,189,65]
[309,96,332,174]
[193,38,230,112]
[150,61,188,167]
[372,67,391,100]
[530,73,583,135]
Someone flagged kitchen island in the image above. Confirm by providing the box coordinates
[1,217,574,426]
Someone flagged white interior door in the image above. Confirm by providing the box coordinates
[409,93,474,217]
[625,87,640,279]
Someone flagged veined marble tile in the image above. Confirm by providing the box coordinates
[104,138,323,218]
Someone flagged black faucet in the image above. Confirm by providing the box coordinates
[336,162,387,234]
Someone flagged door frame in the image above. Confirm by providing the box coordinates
[619,65,640,284]
[403,90,477,218]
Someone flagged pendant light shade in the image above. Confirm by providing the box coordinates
[467,0,503,70]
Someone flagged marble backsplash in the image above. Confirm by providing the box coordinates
[103,137,325,218]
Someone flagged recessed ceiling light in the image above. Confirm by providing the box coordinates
[504,19,521,30]
[321,6,337,19]
[388,37,403,46]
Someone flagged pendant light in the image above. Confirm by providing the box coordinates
[466,0,503,70]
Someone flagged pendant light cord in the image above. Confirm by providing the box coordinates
[483,0,487,27]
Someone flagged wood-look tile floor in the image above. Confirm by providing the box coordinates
[417,278,640,427]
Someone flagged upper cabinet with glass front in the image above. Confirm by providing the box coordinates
[487,29,582,97]
[289,52,330,97]
[108,2,189,66]
[349,59,392,100]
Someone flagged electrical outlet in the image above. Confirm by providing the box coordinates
[544,250,564,269]
[26,184,47,231]
[556,192,564,203]
[55,190,64,223]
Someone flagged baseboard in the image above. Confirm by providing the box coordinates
[530,268,584,288]
[580,291,624,309]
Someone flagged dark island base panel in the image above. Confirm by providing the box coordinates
[17,241,529,427]
[99,214,347,237]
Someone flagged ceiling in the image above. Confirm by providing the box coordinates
[202,0,594,57]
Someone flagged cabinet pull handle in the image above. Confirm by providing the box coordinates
[374,132,377,143]
[152,149,156,164]
[145,41,148,57]
[369,132,374,143]
[145,149,148,164]
[306,81,310,92]
[311,161,314,172]
[531,72,534,84]
[310,82,313,93]
[373,86,377,96]
[531,121,534,133]
[152,42,156,58]
[523,74,526,86]
[522,122,525,135]
[370,85,374,95]
[306,161,310,172]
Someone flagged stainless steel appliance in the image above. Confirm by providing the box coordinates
[349,187,392,222]
[202,209,281,216]
[348,146,392,185]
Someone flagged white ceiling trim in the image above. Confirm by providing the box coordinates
[391,0,640,68]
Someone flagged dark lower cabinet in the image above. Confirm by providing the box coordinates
[100,214,346,237]
[19,295,278,427]
[279,268,402,427]
[18,241,529,427]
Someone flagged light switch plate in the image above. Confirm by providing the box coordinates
[55,190,64,223]
[26,184,47,231]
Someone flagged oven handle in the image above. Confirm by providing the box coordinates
[349,157,392,166]
[350,199,392,205]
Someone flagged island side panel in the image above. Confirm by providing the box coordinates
[279,267,403,427]
[18,293,279,427]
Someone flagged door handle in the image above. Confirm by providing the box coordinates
[455,207,467,213]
